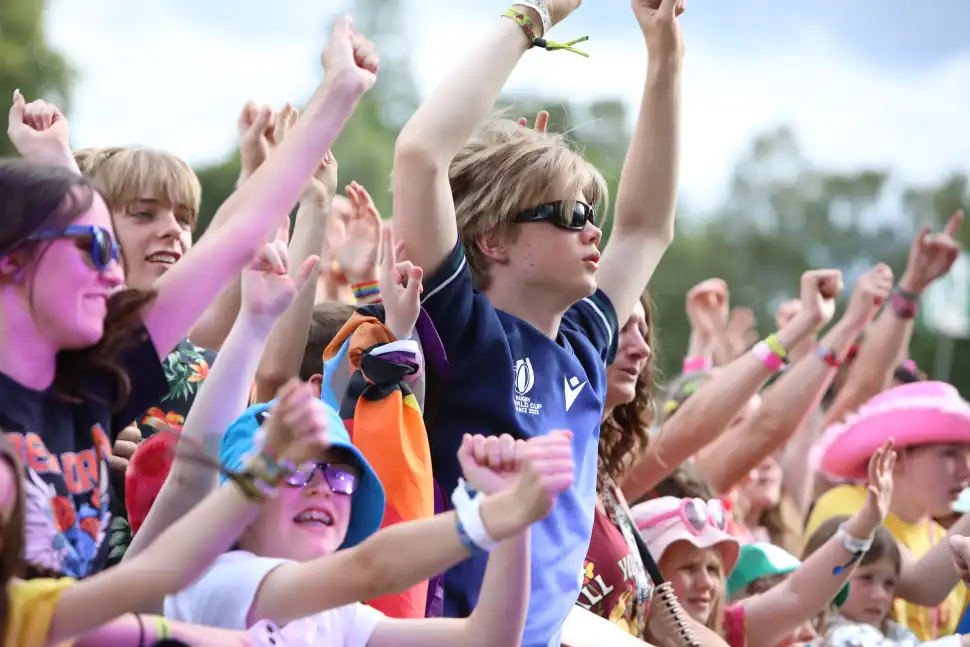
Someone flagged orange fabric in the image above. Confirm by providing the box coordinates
[324,312,436,619]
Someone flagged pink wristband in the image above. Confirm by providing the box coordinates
[753,341,785,373]
[682,356,713,374]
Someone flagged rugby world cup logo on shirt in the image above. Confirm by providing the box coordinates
[513,358,542,416]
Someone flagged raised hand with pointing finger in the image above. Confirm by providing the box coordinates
[379,227,423,341]
[900,210,964,294]
[517,110,550,133]
[7,90,76,170]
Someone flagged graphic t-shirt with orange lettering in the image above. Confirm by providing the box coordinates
[0,329,167,579]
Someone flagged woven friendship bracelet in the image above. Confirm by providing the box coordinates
[502,9,590,57]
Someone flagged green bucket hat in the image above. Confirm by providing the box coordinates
[726,543,849,606]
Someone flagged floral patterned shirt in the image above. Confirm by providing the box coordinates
[107,338,216,564]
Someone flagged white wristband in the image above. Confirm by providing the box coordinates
[451,479,499,551]
[837,522,873,554]
[515,0,551,36]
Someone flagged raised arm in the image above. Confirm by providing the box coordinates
[250,432,572,631]
[621,307,819,502]
[143,18,377,359]
[126,238,317,560]
[392,2,580,274]
[366,433,574,647]
[892,511,970,607]
[594,0,683,326]
[6,91,80,172]
[696,267,890,492]
[254,147,342,402]
[741,443,895,647]
[185,103,288,350]
[44,382,329,646]
[826,212,962,426]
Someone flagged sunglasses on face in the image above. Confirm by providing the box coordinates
[285,462,360,494]
[637,497,728,536]
[513,201,596,231]
[28,225,121,271]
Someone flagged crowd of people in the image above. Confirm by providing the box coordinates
[2,0,970,646]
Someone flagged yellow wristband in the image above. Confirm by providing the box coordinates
[764,334,788,362]
[502,8,590,57]
[503,9,540,41]
[153,615,172,640]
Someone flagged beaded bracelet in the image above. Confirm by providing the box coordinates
[890,286,919,319]
[502,9,590,57]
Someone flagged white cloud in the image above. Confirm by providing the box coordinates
[46,1,970,210]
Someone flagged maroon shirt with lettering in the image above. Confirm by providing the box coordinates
[576,479,652,637]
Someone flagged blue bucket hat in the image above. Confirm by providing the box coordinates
[220,399,385,550]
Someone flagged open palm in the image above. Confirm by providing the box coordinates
[331,181,381,280]
[864,440,896,523]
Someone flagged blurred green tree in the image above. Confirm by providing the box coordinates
[0,0,74,156]
[183,0,970,394]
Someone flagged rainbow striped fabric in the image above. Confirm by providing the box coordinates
[323,306,447,619]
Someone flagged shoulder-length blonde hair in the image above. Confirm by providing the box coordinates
[449,118,608,288]
[75,146,202,231]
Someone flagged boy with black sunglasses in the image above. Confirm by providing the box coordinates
[391,1,685,645]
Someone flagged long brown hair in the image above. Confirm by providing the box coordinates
[756,496,804,556]
[56,289,156,409]
[599,294,657,482]
[0,433,26,639]
[0,159,155,409]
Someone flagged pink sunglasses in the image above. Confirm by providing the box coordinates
[637,497,728,536]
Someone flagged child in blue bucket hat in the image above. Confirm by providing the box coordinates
[219,394,385,550]
[164,227,577,646]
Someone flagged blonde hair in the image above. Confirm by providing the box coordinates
[448,118,609,288]
[75,146,202,229]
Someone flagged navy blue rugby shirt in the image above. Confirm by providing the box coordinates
[420,241,618,647]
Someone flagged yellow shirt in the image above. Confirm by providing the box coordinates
[5,578,75,647]
[806,485,966,640]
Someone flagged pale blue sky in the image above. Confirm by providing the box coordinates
[46,0,970,210]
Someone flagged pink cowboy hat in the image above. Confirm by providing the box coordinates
[813,381,970,482]
[631,496,740,573]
